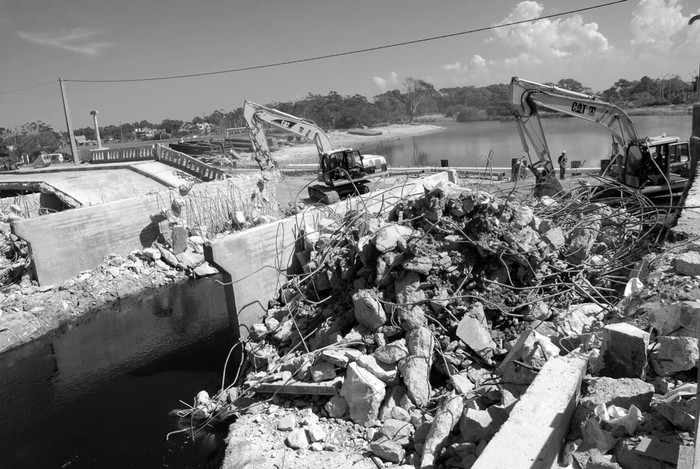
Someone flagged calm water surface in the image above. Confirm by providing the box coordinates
[365,115,693,169]
[0,277,233,469]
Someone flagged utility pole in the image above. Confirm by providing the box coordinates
[90,110,103,149]
[59,78,79,163]
[692,15,700,102]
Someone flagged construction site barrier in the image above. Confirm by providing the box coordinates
[88,146,155,163]
[156,145,228,181]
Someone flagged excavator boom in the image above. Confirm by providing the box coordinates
[243,100,388,203]
[510,76,692,198]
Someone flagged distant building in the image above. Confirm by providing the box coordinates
[75,135,88,145]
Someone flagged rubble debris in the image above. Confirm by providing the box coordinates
[178,176,697,468]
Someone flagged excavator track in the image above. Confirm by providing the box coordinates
[308,184,340,204]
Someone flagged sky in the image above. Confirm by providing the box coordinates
[1,0,699,131]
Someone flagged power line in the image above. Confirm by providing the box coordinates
[64,0,628,84]
[0,80,56,96]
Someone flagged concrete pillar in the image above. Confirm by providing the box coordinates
[90,110,103,149]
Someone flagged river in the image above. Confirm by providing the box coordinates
[0,277,233,469]
[365,115,693,169]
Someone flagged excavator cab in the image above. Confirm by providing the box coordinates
[320,149,367,185]
[623,138,690,189]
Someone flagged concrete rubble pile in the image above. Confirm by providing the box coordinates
[198,178,686,469]
[564,245,700,469]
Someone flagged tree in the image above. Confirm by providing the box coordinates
[402,77,437,122]
[13,121,61,159]
[373,90,406,123]
[160,119,184,136]
[555,78,590,94]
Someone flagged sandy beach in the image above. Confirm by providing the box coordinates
[265,123,445,165]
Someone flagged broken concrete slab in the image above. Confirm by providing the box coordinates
[674,250,700,276]
[374,338,409,364]
[594,322,649,379]
[459,405,509,443]
[371,224,414,253]
[456,315,497,362]
[497,329,560,385]
[650,300,700,338]
[352,289,387,331]
[472,352,588,469]
[650,335,699,376]
[340,362,386,424]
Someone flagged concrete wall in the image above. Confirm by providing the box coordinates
[204,171,456,342]
[11,173,279,286]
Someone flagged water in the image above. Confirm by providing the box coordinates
[365,115,693,169]
[0,276,233,469]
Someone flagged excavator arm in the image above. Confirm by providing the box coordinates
[510,77,644,196]
[243,100,333,171]
[511,77,640,152]
[510,77,692,196]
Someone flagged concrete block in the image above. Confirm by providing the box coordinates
[472,352,588,469]
[594,323,649,379]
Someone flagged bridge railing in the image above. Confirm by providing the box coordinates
[88,146,156,163]
[156,145,228,181]
[87,143,228,181]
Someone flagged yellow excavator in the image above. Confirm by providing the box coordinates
[510,76,694,199]
[243,100,389,204]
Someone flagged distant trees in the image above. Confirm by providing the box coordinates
[14,73,694,154]
[16,122,60,157]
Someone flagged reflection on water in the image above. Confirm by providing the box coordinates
[0,276,233,469]
[364,116,693,169]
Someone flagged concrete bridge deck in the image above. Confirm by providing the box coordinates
[0,161,194,207]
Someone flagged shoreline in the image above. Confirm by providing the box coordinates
[261,123,445,165]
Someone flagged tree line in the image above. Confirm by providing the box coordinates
[1,74,697,161]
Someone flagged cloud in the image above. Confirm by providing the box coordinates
[493,1,610,60]
[373,71,400,90]
[631,0,698,53]
[443,62,464,72]
[17,27,111,56]
[439,1,613,87]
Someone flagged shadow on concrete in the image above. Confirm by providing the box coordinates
[139,220,162,247]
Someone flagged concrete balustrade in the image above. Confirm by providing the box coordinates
[89,146,155,163]
[156,146,228,181]
[88,144,228,182]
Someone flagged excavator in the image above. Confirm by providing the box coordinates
[510,76,693,199]
[243,100,389,204]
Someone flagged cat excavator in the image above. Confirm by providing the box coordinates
[510,76,693,199]
[243,100,389,204]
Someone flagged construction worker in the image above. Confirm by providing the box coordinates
[513,158,521,181]
[558,150,567,179]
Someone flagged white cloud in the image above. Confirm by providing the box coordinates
[470,55,487,69]
[372,71,400,90]
[632,1,700,54]
[503,52,540,68]
[494,1,610,60]
[17,27,111,56]
[443,62,463,72]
